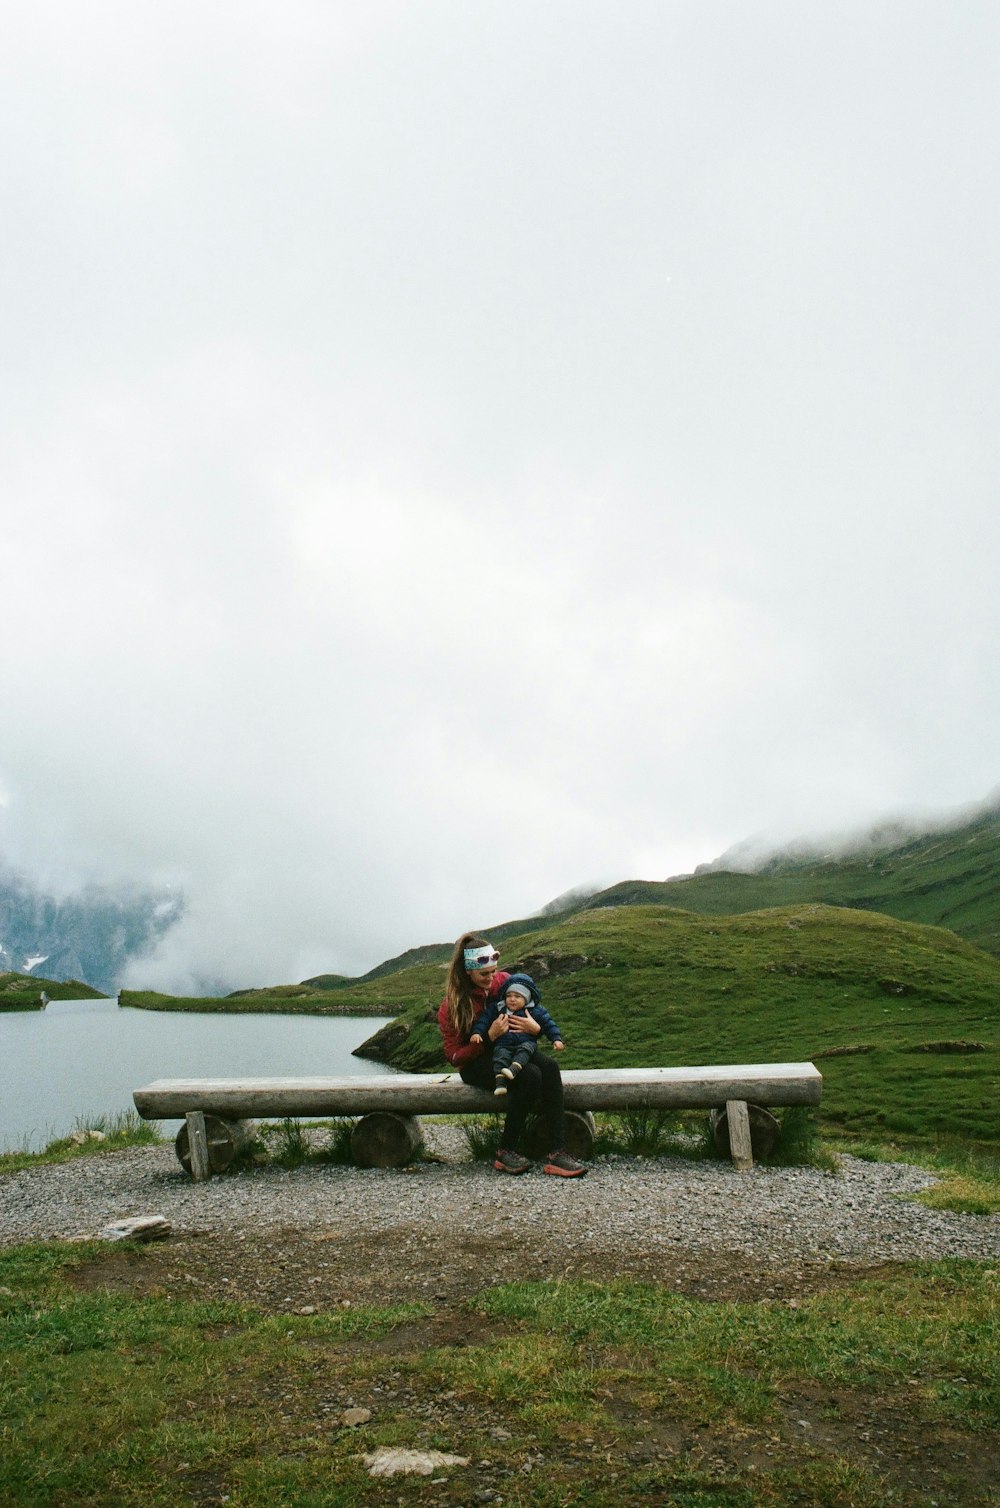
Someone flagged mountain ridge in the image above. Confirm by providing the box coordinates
[0,867,183,995]
[330,790,1000,987]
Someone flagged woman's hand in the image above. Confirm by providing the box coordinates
[487,1015,509,1041]
[505,1012,541,1036]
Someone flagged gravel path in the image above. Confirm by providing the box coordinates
[2,1133,997,1270]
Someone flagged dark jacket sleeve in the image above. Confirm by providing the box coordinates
[532,1004,563,1043]
[471,999,500,1040]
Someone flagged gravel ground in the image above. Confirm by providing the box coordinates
[2,1129,997,1300]
[4,1135,997,1505]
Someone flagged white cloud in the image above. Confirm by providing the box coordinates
[1,2,997,988]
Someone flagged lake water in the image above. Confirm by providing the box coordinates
[0,1001,395,1152]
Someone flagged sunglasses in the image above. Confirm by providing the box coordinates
[469,951,500,968]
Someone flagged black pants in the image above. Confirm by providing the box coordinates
[461,1051,566,1153]
[492,1040,537,1076]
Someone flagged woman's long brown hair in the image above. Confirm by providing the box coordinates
[444,932,492,1038]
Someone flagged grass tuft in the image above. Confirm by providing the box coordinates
[0,1111,161,1174]
[314,1117,357,1165]
[593,1107,707,1160]
[763,1106,839,1171]
[269,1117,312,1169]
[460,1115,503,1161]
[259,1117,358,1168]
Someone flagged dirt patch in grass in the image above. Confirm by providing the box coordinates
[64,1225,903,1312]
[766,1380,1000,1503]
[60,1234,999,1506]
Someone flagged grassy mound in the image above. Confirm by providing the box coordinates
[0,972,106,1011]
[349,903,999,1148]
[118,983,392,1016]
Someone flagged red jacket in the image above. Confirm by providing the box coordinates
[438,971,509,1068]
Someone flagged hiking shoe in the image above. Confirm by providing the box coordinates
[493,1148,531,1174]
[543,1150,588,1178]
[494,1083,508,1096]
[500,1067,515,1079]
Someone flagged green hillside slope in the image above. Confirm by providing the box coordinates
[347,903,999,1147]
[304,796,1000,999]
[119,982,388,1016]
[586,802,1000,956]
[0,972,106,1010]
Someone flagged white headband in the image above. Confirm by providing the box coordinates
[464,943,498,970]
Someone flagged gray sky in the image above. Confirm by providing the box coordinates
[2,2,998,990]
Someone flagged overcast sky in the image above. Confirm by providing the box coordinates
[2,2,998,991]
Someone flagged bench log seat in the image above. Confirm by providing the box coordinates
[134,1063,821,1177]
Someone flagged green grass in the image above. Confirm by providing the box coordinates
[585,799,1000,957]
[0,971,107,1010]
[363,903,999,1153]
[119,982,414,1016]
[471,1265,1000,1434]
[1,1243,997,1505]
[261,1117,357,1169]
[829,1133,1000,1214]
[0,1112,162,1174]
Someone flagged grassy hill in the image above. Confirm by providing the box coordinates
[0,972,106,1010]
[344,903,999,1148]
[584,801,1000,957]
[106,799,1000,1148]
[288,795,1000,1002]
[119,983,389,1016]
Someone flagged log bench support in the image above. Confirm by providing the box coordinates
[185,1111,210,1183]
[725,1100,754,1173]
[175,1113,257,1177]
[135,1063,821,1178]
[351,1111,424,1168]
[708,1102,782,1171]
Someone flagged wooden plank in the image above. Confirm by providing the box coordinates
[185,1110,211,1182]
[726,1098,754,1172]
[134,1063,822,1121]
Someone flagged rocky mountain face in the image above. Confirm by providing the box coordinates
[0,868,183,995]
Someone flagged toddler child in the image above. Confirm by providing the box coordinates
[470,972,564,1095]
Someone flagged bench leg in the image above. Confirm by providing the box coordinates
[175,1114,256,1177]
[726,1099,754,1172]
[185,1111,211,1182]
[351,1112,424,1168]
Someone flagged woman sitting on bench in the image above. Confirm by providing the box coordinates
[437,931,588,1178]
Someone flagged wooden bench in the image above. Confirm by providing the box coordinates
[133,1062,822,1179]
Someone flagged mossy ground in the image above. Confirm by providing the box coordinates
[1,1240,997,1507]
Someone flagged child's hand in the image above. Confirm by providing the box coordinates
[470,1034,483,1045]
[553,1040,565,1052]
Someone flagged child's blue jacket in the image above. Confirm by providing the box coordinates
[471,996,563,1048]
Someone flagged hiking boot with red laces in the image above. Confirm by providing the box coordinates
[543,1150,588,1177]
[493,1147,531,1174]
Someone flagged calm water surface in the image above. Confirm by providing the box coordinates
[0,1001,395,1151]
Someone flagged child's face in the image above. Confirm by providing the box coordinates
[505,990,529,1012]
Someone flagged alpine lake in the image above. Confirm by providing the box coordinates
[0,997,395,1152]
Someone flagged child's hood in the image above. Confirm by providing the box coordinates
[501,971,541,1006]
